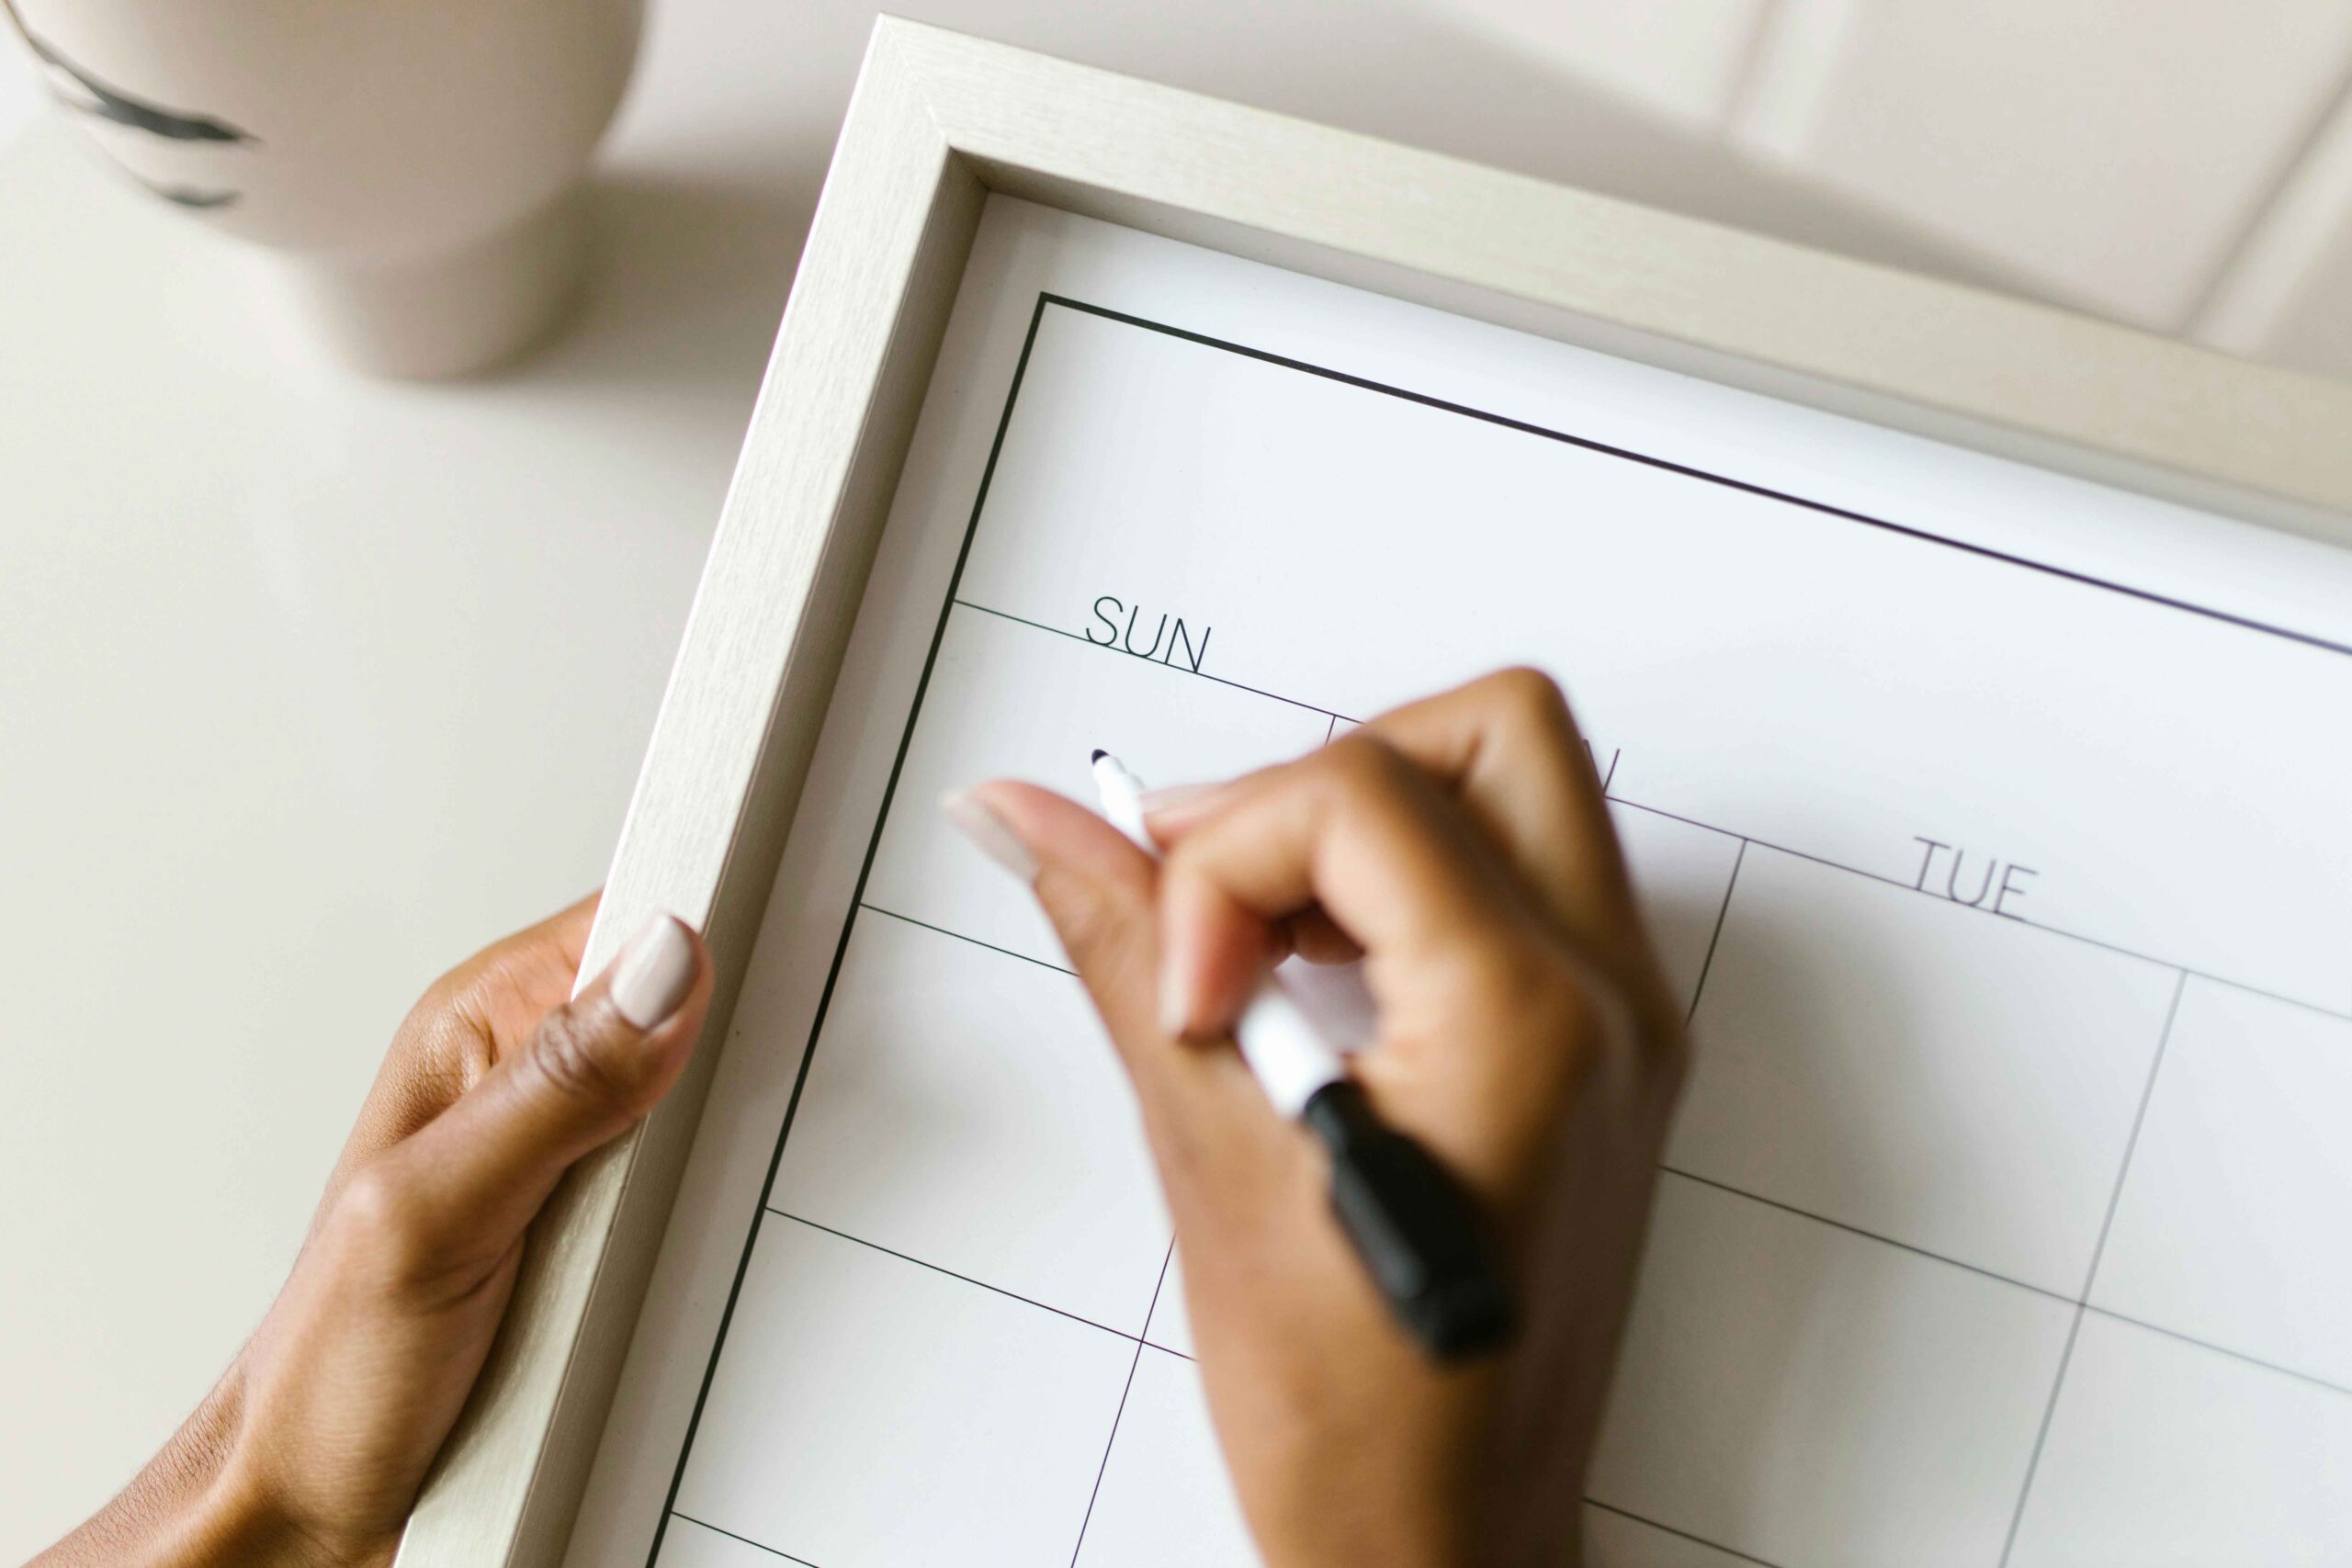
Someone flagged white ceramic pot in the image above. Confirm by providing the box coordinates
[9,0,641,377]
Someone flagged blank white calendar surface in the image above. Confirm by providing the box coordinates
[1670,848,2181,1296]
[567,199,2352,1568]
[670,1219,1138,1563]
[768,913,1168,1335]
[1589,1177,2075,1568]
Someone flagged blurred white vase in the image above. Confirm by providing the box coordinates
[10,0,641,377]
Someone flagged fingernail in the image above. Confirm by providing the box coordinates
[610,913,697,1030]
[1136,782,1218,815]
[941,790,1037,881]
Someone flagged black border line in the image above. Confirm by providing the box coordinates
[1039,294,2352,662]
[647,289,2352,1564]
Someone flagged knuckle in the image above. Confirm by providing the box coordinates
[1453,931,1664,1070]
[527,1004,636,1110]
[1483,665,1577,738]
[1314,729,1417,803]
[391,974,466,1057]
[1462,933,1582,1033]
[407,951,491,1031]
[331,1163,438,1281]
[1159,819,1250,885]
[395,999,498,1105]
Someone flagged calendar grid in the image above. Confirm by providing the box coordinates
[874,829,2352,1399]
[947,608,2352,1388]
[658,597,2352,1568]
[648,294,2352,1568]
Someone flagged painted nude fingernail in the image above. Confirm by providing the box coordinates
[941,790,1038,881]
[610,913,697,1030]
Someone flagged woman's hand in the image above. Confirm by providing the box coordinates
[37,897,711,1568]
[958,669,1686,1568]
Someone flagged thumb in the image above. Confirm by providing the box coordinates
[384,912,711,1258]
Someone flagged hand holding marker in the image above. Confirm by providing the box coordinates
[944,671,1688,1562]
[1091,749,1516,1359]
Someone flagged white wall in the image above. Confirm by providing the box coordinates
[1428,0,2352,378]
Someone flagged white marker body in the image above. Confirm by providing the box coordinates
[1091,752,1156,851]
[1090,752,1346,1119]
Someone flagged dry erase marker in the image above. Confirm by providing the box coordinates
[1091,750,1516,1360]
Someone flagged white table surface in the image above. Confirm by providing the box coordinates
[0,2,2019,1553]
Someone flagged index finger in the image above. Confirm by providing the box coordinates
[1358,669,1640,961]
[1156,732,1545,1038]
[1156,670,1637,964]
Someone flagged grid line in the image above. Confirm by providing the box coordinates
[861,902,1076,976]
[1659,1166,2076,1305]
[768,1211,1145,1344]
[1998,970,2191,1567]
[1583,1498,1784,1567]
[1684,839,1747,1026]
[670,1514,823,1565]
[1069,1244,1178,1566]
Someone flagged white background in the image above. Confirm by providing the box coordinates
[9,0,2352,1556]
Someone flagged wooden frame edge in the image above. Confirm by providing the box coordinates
[402,16,2352,1565]
[398,26,985,1566]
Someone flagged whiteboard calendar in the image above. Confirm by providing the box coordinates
[563,198,2352,1568]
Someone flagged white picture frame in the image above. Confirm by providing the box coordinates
[397,17,2352,1564]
